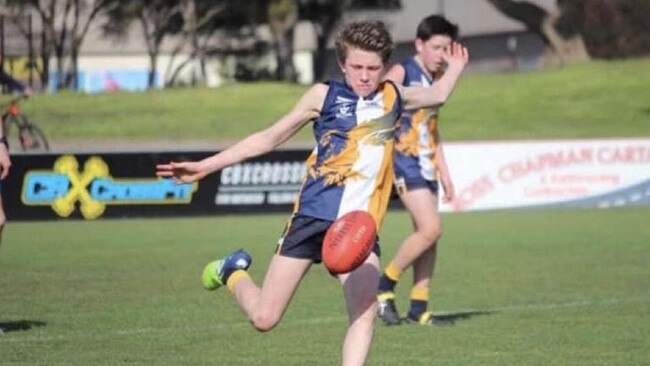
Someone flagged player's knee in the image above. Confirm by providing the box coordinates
[250,311,281,332]
[418,225,441,244]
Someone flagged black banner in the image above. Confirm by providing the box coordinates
[2,149,313,221]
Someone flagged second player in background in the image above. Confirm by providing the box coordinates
[378,14,461,326]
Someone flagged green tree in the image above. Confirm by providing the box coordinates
[104,0,183,88]
[105,0,231,88]
[2,0,115,90]
[268,0,298,81]
[297,0,346,81]
[163,0,228,86]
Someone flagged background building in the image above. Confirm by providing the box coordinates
[1,0,558,91]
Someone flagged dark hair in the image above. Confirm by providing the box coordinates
[335,21,394,63]
[416,15,459,41]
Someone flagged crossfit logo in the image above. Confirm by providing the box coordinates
[21,155,197,219]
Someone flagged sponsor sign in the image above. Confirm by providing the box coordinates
[442,139,650,212]
[3,150,311,221]
[216,159,307,207]
[2,139,647,221]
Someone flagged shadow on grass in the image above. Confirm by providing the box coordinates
[0,320,46,334]
[434,310,495,323]
[381,310,495,327]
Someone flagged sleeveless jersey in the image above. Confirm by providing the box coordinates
[294,80,402,229]
[393,56,440,182]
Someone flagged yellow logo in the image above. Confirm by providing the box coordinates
[22,155,198,219]
[52,155,109,219]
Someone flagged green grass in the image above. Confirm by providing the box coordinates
[16,59,650,144]
[20,83,310,142]
[1,207,649,365]
[444,59,650,140]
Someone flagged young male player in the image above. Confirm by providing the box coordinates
[377,15,460,326]
[157,20,468,365]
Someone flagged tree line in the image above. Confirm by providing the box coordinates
[0,0,647,91]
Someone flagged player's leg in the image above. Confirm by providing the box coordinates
[405,205,452,325]
[390,187,441,271]
[339,252,380,366]
[404,244,451,326]
[409,198,440,319]
[409,243,437,318]
[230,254,312,332]
[203,249,311,332]
[203,215,323,332]
[377,187,440,324]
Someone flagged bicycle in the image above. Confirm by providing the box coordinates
[2,95,49,152]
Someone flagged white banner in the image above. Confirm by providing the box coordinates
[440,138,650,212]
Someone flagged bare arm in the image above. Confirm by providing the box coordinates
[383,63,405,85]
[157,83,328,182]
[401,42,468,111]
[0,142,10,180]
[433,129,454,203]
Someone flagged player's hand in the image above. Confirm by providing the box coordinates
[156,161,206,183]
[439,171,455,203]
[442,42,469,70]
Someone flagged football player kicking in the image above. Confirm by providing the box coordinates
[157,20,467,366]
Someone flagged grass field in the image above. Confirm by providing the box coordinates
[1,207,649,365]
[17,59,650,144]
[2,58,648,364]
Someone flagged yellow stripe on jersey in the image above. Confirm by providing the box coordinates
[310,83,398,188]
[367,138,394,229]
[364,81,400,229]
[294,150,318,214]
[311,128,367,186]
[382,81,399,114]
[427,115,439,169]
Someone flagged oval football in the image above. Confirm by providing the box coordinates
[323,211,377,274]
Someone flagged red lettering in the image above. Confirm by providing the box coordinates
[499,148,594,183]
[453,175,495,211]
[598,145,650,164]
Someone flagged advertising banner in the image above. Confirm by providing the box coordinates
[442,138,650,212]
[3,150,311,221]
[3,139,648,221]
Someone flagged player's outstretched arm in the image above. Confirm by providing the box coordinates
[401,42,468,111]
[156,84,327,183]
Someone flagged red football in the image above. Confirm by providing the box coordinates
[322,210,377,275]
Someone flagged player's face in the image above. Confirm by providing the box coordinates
[340,47,385,98]
[416,35,453,74]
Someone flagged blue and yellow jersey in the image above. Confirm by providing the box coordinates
[393,57,440,182]
[294,80,402,229]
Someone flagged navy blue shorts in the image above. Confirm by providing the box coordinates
[276,215,381,263]
[393,175,439,196]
